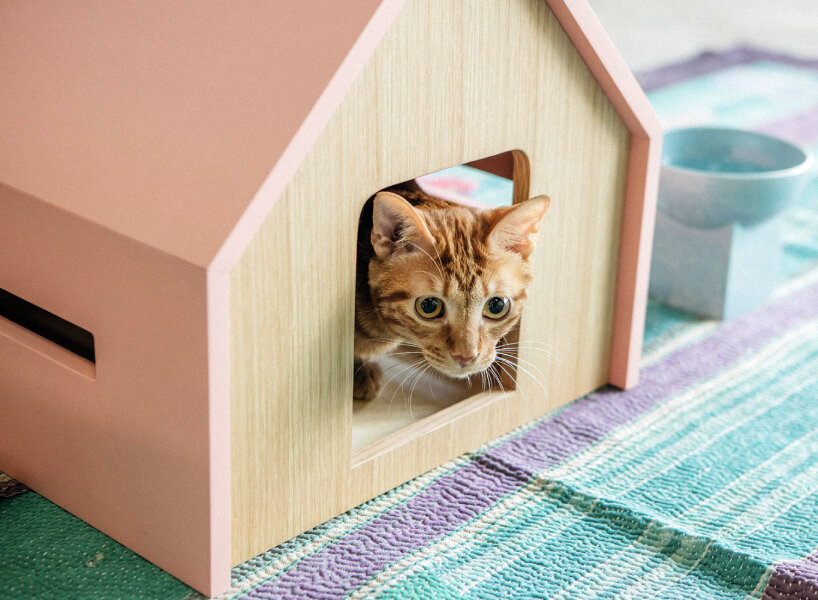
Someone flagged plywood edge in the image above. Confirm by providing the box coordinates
[608,133,662,388]
[349,391,525,509]
[511,150,532,206]
[206,268,232,595]
[352,388,517,467]
[547,0,660,137]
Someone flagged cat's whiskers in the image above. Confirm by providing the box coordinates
[495,352,550,398]
[404,367,423,420]
[428,235,447,283]
[385,350,425,360]
[426,363,444,397]
[498,339,557,348]
[496,340,559,354]
[375,357,420,385]
[368,337,423,351]
[495,342,563,366]
[367,337,401,345]
[354,352,412,378]
[496,344,559,357]
[496,340,560,354]
[492,360,519,394]
[489,364,507,396]
[353,359,376,378]
[495,356,548,398]
[495,351,549,384]
[366,358,425,406]
[492,362,518,389]
[407,361,435,420]
[387,358,427,416]
[496,346,559,360]
[416,270,442,285]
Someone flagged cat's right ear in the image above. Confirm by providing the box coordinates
[486,195,550,259]
[371,192,435,260]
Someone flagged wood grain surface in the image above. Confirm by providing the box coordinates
[231,0,629,564]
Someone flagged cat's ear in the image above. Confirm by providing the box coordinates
[486,195,550,259]
[371,191,436,260]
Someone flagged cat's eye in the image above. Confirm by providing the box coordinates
[415,296,444,319]
[483,296,510,319]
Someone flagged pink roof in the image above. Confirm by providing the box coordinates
[0,0,386,267]
[1,1,659,317]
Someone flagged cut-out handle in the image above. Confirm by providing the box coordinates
[0,288,95,363]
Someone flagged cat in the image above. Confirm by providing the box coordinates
[354,180,550,401]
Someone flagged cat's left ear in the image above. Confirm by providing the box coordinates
[486,195,550,259]
[371,191,436,260]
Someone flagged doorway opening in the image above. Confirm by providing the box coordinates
[352,150,530,453]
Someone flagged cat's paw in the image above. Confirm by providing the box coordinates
[353,361,382,401]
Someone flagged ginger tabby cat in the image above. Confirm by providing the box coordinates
[354,180,550,401]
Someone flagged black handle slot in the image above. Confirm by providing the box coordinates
[0,288,95,363]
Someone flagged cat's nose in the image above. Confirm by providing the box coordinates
[452,353,478,367]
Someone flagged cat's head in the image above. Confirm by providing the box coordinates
[369,191,549,379]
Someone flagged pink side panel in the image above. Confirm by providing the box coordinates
[0,183,218,594]
[547,0,663,388]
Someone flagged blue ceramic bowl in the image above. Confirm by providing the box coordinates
[658,127,813,229]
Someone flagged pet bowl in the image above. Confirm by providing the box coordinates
[658,127,813,229]
[650,127,813,320]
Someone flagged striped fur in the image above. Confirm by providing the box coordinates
[354,182,548,397]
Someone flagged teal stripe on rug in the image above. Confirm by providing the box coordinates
[549,317,818,488]
[0,492,192,599]
[374,482,771,599]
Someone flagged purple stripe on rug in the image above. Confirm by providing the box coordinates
[484,279,818,475]
[638,46,818,92]
[247,460,525,599]
[762,551,818,600]
[243,282,818,599]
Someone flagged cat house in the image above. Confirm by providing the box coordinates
[0,0,660,595]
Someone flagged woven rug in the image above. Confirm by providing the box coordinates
[2,47,818,599]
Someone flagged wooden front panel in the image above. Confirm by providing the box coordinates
[231,0,629,563]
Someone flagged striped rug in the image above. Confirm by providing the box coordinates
[2,47,817,599]
[219,277,818,600]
